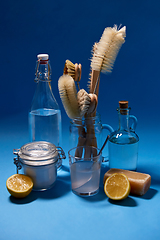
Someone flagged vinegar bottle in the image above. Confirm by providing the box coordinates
[29,54,62,168]
[108,101,139,171]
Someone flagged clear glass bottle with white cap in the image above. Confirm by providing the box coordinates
[29,54,62,168]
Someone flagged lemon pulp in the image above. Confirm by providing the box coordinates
[6,174,33,198]
[104,173,130,200]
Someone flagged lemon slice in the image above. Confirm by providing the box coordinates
[6,174,33,198]
[104,173,130,200]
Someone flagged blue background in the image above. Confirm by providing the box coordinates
[0,0,160,239]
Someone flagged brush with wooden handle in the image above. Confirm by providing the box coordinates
[85,25,126,156]
[63,59,82,90]
[58,74,98,157]
[63,59,97,117]
[90,25,126,95]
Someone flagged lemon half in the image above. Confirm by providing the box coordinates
[104,173,131,200]
[6,174,33,198]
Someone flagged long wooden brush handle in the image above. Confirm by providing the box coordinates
[83,69,101,157]
[75,69,100,157]
[89,69,100,96]
[75,120,87,158]
[84,118,98,158]
[93,73,100,94]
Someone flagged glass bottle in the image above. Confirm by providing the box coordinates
[108,101,139,171]
[29,54,62,168]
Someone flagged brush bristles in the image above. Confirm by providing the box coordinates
[77,89,91,117]
[58,75,80,119]
[63,60,75,78]
[91,25,126,73]
[63,60,81,83]
[65,60,75,69]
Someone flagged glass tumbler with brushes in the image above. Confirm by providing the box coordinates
[57,25,126,196]
[58,25,126,155]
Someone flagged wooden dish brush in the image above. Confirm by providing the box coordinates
[63,59,82,90]
[90,25,126,94]
[58,74,97,119]
[58,74,97,157]
[85,25,126,154]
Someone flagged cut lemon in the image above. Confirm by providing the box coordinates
[104,173,130,200]
[6,174,33,198]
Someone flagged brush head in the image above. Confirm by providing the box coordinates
[77,89,91,117]
[64,60,82,82]
[88,93,98,114]
[58,74,80,119]
[77,89,98,117]
[91,25,126,73]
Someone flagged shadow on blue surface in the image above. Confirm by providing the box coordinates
[38,179,71,200]
[9,179,71,205]
[84,187,158,206]
[79,189,138,207]
[9,193,38,204]
[76,187,107,202]
[110,187,158,207]
[108,196,138,207]
[131,187,158,200]
[9,166,72,204]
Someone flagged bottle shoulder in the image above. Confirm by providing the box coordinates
[30,82,59,111]
[30,99,59,111]
[109,129,139,144]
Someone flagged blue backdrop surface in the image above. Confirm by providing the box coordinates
[0,0,160,240]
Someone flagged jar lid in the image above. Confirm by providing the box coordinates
[18,141,58,163]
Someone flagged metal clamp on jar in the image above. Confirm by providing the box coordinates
[13,141,66,191]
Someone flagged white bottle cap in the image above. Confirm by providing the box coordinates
[37,54,49,60]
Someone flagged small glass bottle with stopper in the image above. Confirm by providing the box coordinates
[29,54,62,168]
[108,101,139,171]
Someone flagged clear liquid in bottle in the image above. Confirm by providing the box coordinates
[109,139,138,170]
[29,108,61,146]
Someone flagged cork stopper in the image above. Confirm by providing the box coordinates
[119,101,128,109]
[119,101,128,115]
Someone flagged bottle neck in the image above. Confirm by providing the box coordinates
[118,108,130,131]
[31,60,59,110]
[35,60,51,82]
[35,62,53,97]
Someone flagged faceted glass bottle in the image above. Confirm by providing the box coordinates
[108,101,139,171]
[29,54,62,168]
